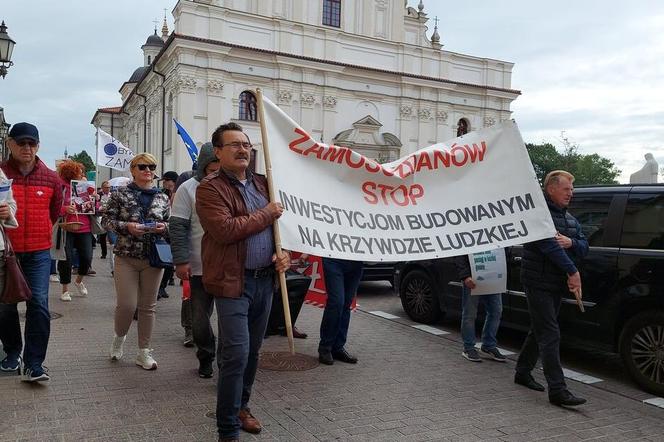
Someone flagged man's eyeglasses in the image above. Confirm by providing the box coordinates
[16,140,38,148]
[135,164,157,171]
[222,142,253,150]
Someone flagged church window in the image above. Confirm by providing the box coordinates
[457,118,469,136]
[239,91,257,121]
[322,0,341,28]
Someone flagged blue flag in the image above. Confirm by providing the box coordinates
[173,119,198,164]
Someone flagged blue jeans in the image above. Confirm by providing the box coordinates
[215,272,273,439]
[0,250,51,370]
[318,258,363,353]
[461,287,502,351]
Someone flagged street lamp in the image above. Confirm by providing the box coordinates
[0,21,16,79]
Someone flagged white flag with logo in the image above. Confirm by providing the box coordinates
[97,129,135,171]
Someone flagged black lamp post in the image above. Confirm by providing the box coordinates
[0,21,16,79]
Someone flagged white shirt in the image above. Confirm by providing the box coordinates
[170,177,205,275]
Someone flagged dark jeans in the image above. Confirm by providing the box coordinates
[58,232,93,284]
[159,265,174,291]
[318,258,363,353]
[515,285,567,394]
[190,276,216,364]
[0,250,51,370]
[215,271,273,439]
[98,233,107,257]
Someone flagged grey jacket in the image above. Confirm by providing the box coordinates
[170,143,217,267]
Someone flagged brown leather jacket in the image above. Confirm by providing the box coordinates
[196,170,274,298]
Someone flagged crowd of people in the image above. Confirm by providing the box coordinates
[0,121,589,441]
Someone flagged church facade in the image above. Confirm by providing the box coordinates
[91,0,519,180]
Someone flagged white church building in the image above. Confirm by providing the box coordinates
[91,0,520,180]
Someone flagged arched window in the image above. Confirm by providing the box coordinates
[322,0,341,27]
[239,91,257,121]
[456,118,469,137]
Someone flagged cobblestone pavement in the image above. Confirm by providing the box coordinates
[1,263,663,441]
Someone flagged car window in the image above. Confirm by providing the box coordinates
[568,195,612,246]
[620,193,664,250]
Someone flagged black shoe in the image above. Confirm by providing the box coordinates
[318,351,334,365]
[332,349,358,364]
[514,373,545,392]
[158,288,169,299]
[198,360,213,378]
[549,390,586,407]
[100,255,107,259]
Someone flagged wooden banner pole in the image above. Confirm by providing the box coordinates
[255,88,295,355]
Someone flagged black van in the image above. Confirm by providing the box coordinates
[395,184,664,396]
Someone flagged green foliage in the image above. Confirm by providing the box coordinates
[526,134,621,185]
[68,150,95,173]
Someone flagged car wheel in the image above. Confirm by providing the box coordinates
[399,269,441,324]
[619,311,664,396]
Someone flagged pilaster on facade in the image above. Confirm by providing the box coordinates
[300,92,316,108]
[399,104,413,120]
[206,79,224,95]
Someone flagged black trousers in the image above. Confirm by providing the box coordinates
[57,232,93,285]
[98,233,108,257]
[515,284,567,394]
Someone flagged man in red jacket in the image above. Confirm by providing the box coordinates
[0,122,63,382]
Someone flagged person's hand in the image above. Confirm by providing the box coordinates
[66,204,76,215]
[153,222,166,233]
[273,250,290,273]
[175,263,191,280]
[265,202,284,220]
[567,271,582,293]
[127,222,145,237]
[463,277,476,289]
[555,232,573,249]
[0,203,10,220]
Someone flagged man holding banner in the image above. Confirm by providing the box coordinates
[196,122,290,440]
[515,170,588,407]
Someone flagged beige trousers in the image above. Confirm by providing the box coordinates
[113,256,164,349]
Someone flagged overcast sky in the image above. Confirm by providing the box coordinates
[2,1,662,182]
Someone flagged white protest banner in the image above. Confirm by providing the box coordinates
[469,249,507,296]
[97,129,135,171]
[261,96,555,261]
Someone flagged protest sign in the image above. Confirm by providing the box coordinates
[70,180,96,215]
[261,95,555,261]
[469,248,507,296]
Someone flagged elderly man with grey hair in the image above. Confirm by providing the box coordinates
[169,143,221,378]
[514,170,589,407]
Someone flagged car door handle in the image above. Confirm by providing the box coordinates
[513,256,522,262]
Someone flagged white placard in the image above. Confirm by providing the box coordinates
[469,249,507,296]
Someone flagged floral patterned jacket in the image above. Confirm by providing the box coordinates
[101,184,170,260]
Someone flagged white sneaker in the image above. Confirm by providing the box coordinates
[60,291,72,302]
[74,281,88,296]
[110,335,126,361]
[49,274,59,283]
[136,348,157,370]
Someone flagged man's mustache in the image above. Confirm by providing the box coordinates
[234,154,249,160]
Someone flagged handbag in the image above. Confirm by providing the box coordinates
[147,234,173,269]
[58,213,83,232]
[0,228,32,304]
[90,216,105,235]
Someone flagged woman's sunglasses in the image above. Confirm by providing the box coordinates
[135,164,157,171]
